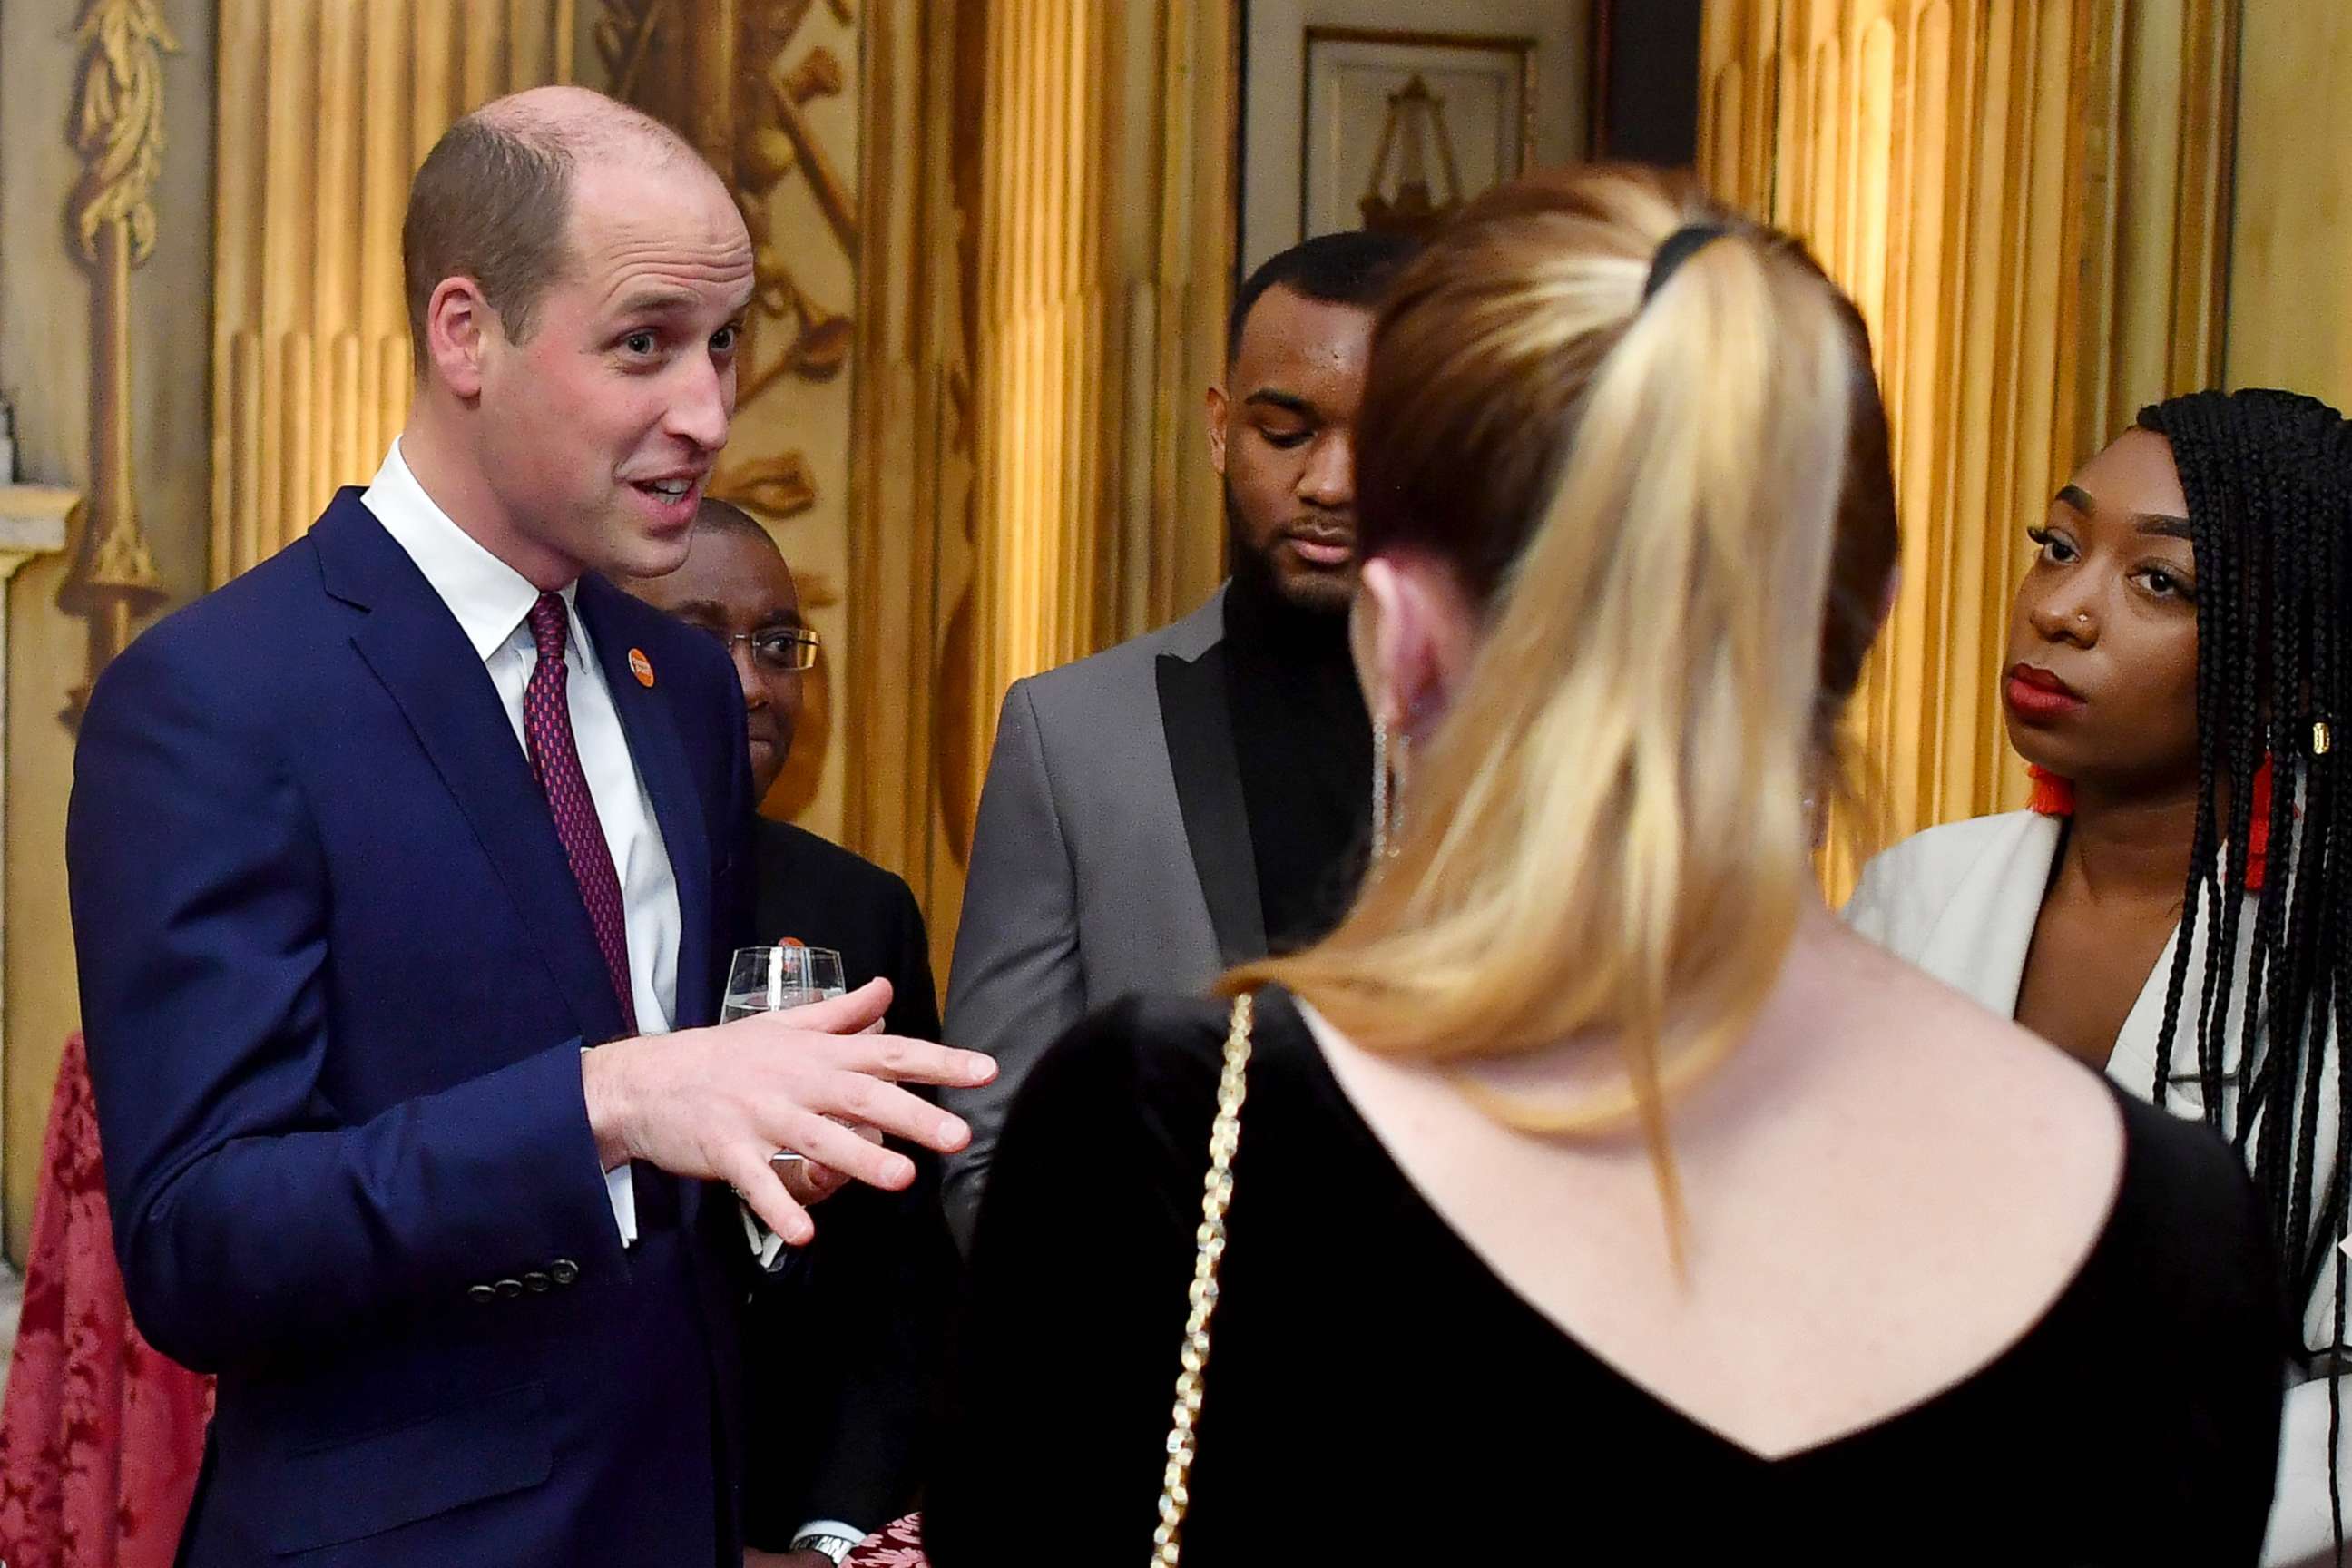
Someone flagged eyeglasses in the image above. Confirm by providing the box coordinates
[694,624,820,672]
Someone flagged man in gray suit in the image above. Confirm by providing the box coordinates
[940,231,1418,1246]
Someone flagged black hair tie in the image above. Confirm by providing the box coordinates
[1643,223,1731,303]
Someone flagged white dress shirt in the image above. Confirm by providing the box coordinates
[362,439,680,1245]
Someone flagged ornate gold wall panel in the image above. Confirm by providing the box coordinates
[1700,0,2234,893]
[1119,0,1235,645]
[600,0,864,840]
[211,0,577,587]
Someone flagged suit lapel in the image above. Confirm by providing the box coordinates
[1155,641,1267,967]
[322,501,629,1046]
[576,575,715,1030]
[1916,811,2060,1022]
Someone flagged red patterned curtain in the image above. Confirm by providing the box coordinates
[0,1034,211,1568]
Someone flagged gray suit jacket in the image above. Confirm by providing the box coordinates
[941,587,1268,1247]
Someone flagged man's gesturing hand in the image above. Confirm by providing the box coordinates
[580,978,995,1244]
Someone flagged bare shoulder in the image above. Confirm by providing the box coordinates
[1298,923,2133,1457]
[1795,919,2125,1195]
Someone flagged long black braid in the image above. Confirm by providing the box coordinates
[2138,388,2352,1553]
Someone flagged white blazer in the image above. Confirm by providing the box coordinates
[1847,810,2341,1565]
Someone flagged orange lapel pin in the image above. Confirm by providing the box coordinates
[628,648,654,687]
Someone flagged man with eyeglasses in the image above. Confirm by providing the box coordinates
[626,496,949,1568]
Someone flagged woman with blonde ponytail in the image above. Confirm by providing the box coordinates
[925,167,2282,1566]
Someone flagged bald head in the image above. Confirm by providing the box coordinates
[402,86,712,364]
[691,495,781,553]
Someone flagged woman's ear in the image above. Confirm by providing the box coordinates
[1357,554,1473,742]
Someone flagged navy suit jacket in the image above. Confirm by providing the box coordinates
[67,491,758,1566]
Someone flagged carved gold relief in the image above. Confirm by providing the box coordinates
[61,0,178,725]
[604,0,858,522]
[70,0,175,261]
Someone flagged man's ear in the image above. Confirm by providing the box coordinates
[1205,382,1230,475]
[423,277,495,400]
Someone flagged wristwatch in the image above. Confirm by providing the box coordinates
[789,1531,859,1565]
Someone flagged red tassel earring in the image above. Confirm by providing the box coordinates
[2026,764,2075,817]
[2030,753,2285,889]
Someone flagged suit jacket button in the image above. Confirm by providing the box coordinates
[494,1279,524,1299]
[523,1270,552,1293]
[549,1259,580,1286]
[467,1284,497,1304]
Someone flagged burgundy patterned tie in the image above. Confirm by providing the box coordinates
[523,593,638,1034]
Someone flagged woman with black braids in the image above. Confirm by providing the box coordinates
[1848,387,2349,1563]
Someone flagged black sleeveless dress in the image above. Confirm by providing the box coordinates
[926,987,2287,1565]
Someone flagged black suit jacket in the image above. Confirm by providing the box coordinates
[742,818,952,1544]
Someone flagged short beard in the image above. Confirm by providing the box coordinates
[1227,489,1352,615]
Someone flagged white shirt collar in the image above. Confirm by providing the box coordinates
[360,437,574,663]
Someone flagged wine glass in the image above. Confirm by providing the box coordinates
[720,946,857,1270]
[721,944,845,1021]
[721,945,851,1169]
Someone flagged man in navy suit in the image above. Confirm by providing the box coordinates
[64,86,991,1567]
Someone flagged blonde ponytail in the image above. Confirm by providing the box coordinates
[1230,167,1890,1250]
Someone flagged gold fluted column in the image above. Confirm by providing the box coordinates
[972,0,1121,714]
[1700,0,2236,894]
[1120,0,1236,642]
[844,0,985,982]
[964,0,1235,930]
[211,0,577,586]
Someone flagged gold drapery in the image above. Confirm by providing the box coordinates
[1699,0,2235,891]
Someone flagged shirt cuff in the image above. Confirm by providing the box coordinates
[740,1197,796,1272]
[605,1163,638,1248]
[583,1048,638,1248]
[791,1520,868,1550]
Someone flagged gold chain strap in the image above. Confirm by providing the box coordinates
[1150,991,1255,1567]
